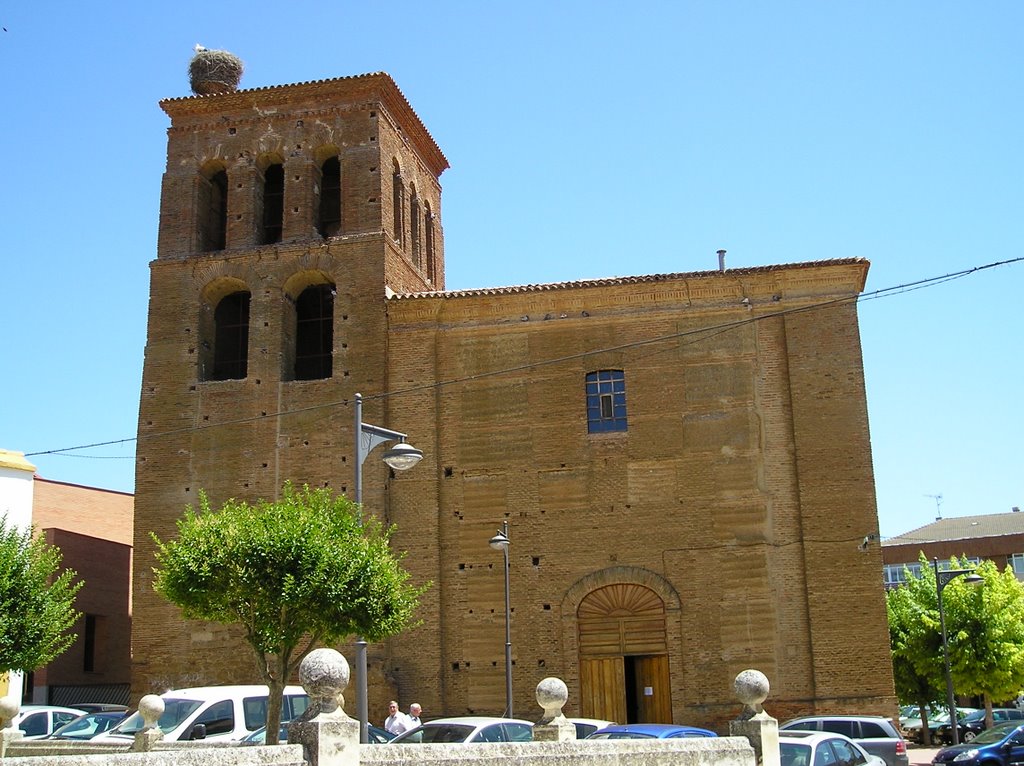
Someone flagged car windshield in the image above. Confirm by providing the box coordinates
[394,723,475,743]
[110,699,203,735]
[971,724,1019,745]
[962,711,986,723]
[51,714,122,739]
[780,742,813,766]
[589,731,656,739]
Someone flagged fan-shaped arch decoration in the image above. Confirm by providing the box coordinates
[578,584,667,656]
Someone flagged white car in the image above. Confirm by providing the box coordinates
[11,705,86,739]
[390,716,534,743]
[780,730,886,766]
[92,685,308,743]
[389,715,615,743]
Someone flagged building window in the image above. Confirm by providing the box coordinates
[83,614,105,672]
[410,191,421,268]
[425,204,436,283]
[883,563,921,588]
[260,163,284,245]
[586,370,627,433]
[211,291,250,380]
[317,156,342,238]
[1012,554,1024,579]
[392,163,405,246]
[294,284,334,380]
[198,168,228,252]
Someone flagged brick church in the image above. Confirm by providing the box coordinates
[132,65,895,730]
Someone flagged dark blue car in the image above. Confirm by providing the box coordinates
[932,721,1024,766]
[586,723,717,739]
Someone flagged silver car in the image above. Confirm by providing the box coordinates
[781,715,909,766]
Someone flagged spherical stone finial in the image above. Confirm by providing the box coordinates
[0,695,20,728]
[139,694,165,729]
[299,648,350,716]
[734,669,770,719]
[535,677,569,721]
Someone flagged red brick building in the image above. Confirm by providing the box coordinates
[30,478,133,706]
[882,511,1024,588]
[131,68,894,730]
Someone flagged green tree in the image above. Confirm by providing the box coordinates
[887,555,1024,739]
[948,558,1024,728]
[887,562,945,744]
[152,483,427,744]
[0,516,83,675]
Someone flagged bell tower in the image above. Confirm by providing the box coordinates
[132,69,448,694]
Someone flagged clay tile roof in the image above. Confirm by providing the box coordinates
[389,258,869,300]
[883,511,1024,546]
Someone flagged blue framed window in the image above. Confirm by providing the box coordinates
[586,370,627,433]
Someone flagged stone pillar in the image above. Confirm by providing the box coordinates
[288,648,360,766]
[131,694,165,752]
[730,669,780,766]
[531,677,576,742]
[1,695,24,759]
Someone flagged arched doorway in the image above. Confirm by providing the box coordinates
[578,583,671,724]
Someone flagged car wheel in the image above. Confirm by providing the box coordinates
[963,731,976,742]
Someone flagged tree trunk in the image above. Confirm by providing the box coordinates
[265,671,287,746]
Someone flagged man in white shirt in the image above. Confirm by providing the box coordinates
[408,702,422,726]
[384,700,413,736]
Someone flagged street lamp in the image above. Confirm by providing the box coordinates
[933,557,983,746]
[353,392,423,743]
[489,521,513,718]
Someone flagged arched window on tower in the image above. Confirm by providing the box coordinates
[260,163,284,245]
[392,162,405,247]
[198,167,228,252]
[294,283,334,380]
[424,202,436,284]
[317,156,342,238]
[410,188,421,268]
[211,291,250,380]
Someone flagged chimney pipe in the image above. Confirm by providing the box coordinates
[717,249,726,272]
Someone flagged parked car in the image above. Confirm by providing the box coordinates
[570,718,616,739]
[92,685,309,743]
[905,708,978,745]
[937,708,1024,744]
[47,711,130,740]
[10,706,87,739]
[780,715,909,766]
[71,703,129,714]
[240,722,393,744]
[780,731,886,766]
[586,723,717,739]
[932,721,1024,766]
[390,716,533,743]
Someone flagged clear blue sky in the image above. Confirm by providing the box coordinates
[2,1,1021,540]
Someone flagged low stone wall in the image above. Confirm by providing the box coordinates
[1,742,304,766]
[0,650,776,766]
[366,737,754,766]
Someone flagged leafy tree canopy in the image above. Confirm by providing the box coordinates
[152,483,427,743]
[0,516,82,675]
[887,554,1024,738]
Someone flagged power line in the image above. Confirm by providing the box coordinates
[25,256,1024,460]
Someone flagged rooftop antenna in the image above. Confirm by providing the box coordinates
[925,493,943,520]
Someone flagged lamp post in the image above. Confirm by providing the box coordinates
[353,392,423,743]
[933,557,983,746]
[489,521,513,718]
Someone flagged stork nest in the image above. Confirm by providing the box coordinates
[189,49,244,95]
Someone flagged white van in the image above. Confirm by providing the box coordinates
[92,685,309,742]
